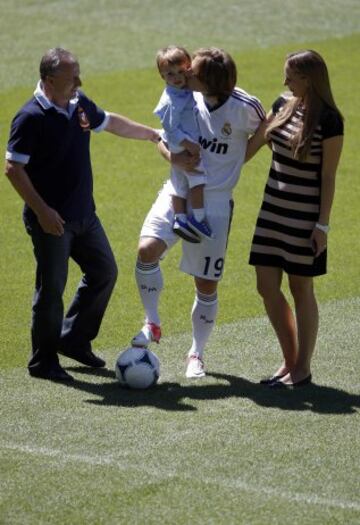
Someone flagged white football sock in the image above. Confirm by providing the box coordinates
[175,213,187,222]
[188,291,218,359]
[135,260,163,326]
[192,208,205,222]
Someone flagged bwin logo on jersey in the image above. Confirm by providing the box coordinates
[199,136,228,154]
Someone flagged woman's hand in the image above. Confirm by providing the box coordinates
[310,228,327,257]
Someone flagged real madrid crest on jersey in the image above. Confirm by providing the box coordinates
[78,106,90,131]
[221,122,232,137]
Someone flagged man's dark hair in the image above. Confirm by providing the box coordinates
[39,47,77,80]
[193,48,237,101]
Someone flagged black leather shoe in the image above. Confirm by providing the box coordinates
[29,363,74,382]
[270,374,312,389]
[260,373,287,385]
[59,349,106,368]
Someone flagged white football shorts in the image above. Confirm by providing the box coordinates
[140,180,234,281]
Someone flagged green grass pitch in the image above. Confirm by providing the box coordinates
[0,1,359,523]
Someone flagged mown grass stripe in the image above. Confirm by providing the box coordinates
[2,442,359,511]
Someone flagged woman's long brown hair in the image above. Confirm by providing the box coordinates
[265,50,343,160]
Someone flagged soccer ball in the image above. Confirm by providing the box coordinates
[115,347,160,389]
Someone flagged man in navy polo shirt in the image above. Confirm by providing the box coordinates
[5,47,159,382]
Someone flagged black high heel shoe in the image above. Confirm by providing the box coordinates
[270,374,312,389]
[259,373,287,385]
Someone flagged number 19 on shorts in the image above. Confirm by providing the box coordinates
[203,256,224,278]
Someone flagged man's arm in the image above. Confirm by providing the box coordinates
[5,160,65,236]
[105,113,160,142]
[244,111,273,163]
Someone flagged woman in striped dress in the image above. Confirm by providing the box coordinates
[247,50,344,387]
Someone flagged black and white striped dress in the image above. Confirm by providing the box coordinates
[249,96,344,276]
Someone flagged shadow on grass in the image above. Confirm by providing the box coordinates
[63,366,360,414]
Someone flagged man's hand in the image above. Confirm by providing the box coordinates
[181,138,201,157]
[5,160,65,236]
[170,150,200,172]
[37,206,65,236]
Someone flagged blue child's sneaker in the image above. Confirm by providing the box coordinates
[187,215,215,240]
[173,216,201,243]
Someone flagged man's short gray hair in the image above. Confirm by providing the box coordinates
[39,47,77,80]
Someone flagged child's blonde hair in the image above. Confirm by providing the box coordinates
[156,46,191,72]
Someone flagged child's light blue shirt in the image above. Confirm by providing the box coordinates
[154,85,198,152]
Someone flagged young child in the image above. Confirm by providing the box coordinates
[154,45,214,242]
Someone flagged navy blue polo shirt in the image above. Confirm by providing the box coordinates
[6,88,107,222]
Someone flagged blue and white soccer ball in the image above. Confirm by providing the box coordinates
[115,347,160,389]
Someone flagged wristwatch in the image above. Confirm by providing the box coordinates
[315,223,330,234]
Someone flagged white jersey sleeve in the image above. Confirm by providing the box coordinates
[231,88,266,134]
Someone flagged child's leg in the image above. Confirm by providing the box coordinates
[189,184,205,222]
[172,195,187,216]
[172,194,200,243]
[187,181,214,240]
[190,185,204,210]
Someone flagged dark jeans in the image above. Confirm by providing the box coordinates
[24,214,118,373]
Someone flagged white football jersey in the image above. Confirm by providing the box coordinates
[193,88,265,193]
